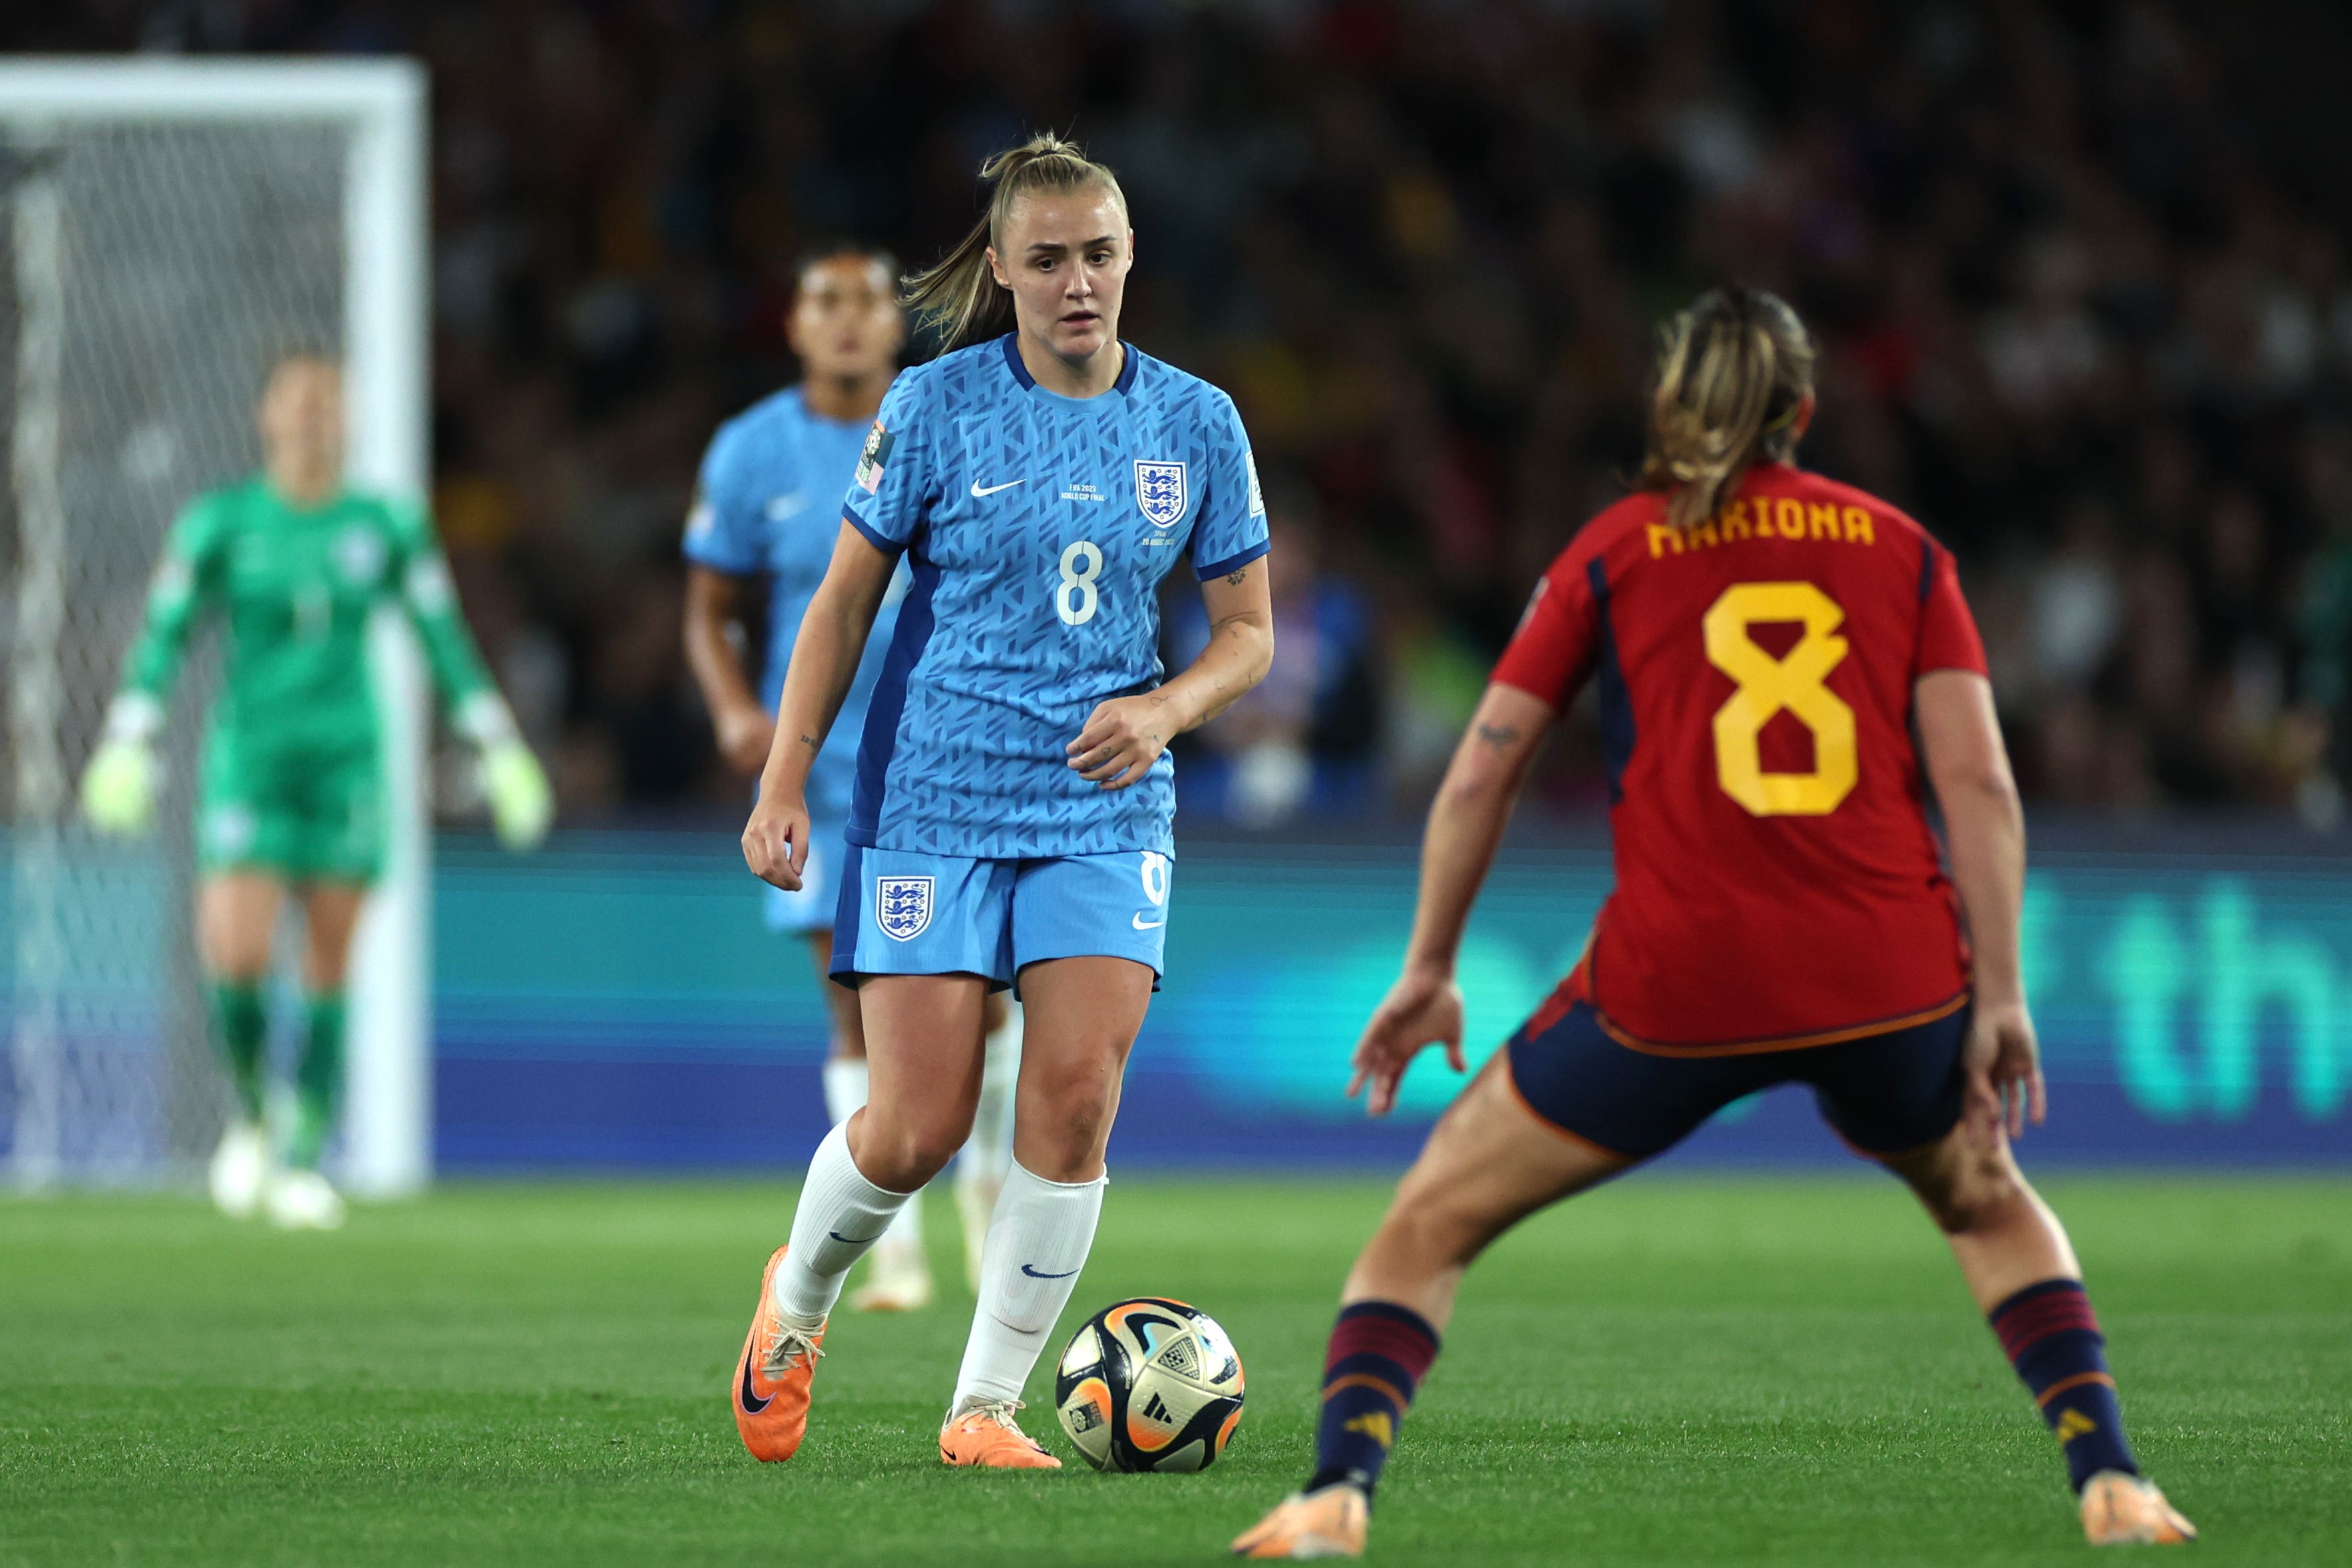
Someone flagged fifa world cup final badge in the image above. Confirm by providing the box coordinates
[1135,460,1187,527]
[875,875,933,941]
[855,420,894,494]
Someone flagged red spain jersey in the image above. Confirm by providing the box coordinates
[1493,463,1989,1050]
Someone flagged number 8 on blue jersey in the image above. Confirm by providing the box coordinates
[840,334,1269,863]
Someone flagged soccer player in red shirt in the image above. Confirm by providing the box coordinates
[1235,289,2194,1557]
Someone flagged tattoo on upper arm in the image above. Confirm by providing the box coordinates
[1225,566,1250,586]
[1475,723,1521,749]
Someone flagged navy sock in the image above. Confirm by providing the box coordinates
[1306,1300,1441,1500]
[1989,1278,2139,1491]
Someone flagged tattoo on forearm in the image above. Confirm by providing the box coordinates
[1225,566,1251,586]
[1475,723,1521,749]
[798,733,819,750]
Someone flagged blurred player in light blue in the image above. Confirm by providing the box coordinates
[731,135,1276,1470]
[683,242,1020,1312]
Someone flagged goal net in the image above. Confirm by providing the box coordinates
[1,61,429,1193]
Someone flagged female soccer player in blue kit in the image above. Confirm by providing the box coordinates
[683,243,1022,1312]
[731,134,1276,1469]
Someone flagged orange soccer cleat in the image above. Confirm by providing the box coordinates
[1231,1483,1370,1559]
[2080,1471,2197,1546]
[731,1246,827,1463]
[938,1400,1062,1470]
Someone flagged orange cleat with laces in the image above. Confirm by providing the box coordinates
[731,1246,827,1463]
[938,1400,1062,1470]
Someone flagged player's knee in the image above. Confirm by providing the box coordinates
[853,1108,964,1191]
[203,935,272,984]
[1378,1183,1489,1270]
[1019,1069,1116,1176]
[1919,1145,2028,1235]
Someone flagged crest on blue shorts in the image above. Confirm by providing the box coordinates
[875,875,934,942]
[1134,460,1187,528]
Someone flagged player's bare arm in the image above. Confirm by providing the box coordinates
[1350,682,1556,1116]
[684,564,775,774]
[1066,557,1274,790]
[1916,668,2042,1141]
[743,523,896,890]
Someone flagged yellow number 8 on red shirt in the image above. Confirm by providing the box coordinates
[1702,581,1857,817]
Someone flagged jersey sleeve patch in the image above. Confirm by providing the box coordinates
[843,373,929,551]
[854,421,894,494]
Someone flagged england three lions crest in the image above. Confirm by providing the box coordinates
[875,875,933,941]
[1135,460,1187,528]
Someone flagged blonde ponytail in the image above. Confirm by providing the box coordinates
[902,132,1129,354]
[1637,287,1816,530]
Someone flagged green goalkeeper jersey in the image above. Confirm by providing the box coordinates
[118,476,500,762]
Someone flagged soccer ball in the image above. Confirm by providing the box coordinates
[1054,1297,1245,1472]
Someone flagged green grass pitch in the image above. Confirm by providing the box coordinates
[3,1174,2345,1566]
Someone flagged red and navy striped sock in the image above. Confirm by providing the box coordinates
[1306,1300,1441,1499]
[1988,1278,2138,1491]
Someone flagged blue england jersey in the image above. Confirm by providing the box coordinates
[684,385,906,821]
[841,335,1270,859]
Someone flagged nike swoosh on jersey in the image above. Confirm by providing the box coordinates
[739,1350,773,1414]
[765,492,809,520]
[1131,914,1166,930]
[969,479,1026,497]
[1020,1263,1079,1279]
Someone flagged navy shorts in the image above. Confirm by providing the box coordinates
[1505,999,1971,1161]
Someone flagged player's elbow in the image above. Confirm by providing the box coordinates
[1436,755,1514,815]
[1931,755,2021,823]
[1219,612,1275,690]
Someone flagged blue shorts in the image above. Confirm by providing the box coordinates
[831,845,1172,992]
[761,810,849,936]
[1506,998,1971,1161]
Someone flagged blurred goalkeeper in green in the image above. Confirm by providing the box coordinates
[79,355,552,1229]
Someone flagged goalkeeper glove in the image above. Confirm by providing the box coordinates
[481,739,553,851]
[80,693,164,837]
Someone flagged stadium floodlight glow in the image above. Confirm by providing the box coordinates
[1,57,430,1197]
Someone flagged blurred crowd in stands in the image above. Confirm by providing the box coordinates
[41,0,2352,824]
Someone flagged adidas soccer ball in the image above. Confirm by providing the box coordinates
[1054,1297,1245,1472]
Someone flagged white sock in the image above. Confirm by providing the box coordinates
[951,1158,1105,1410]
[958,1004,1022,1194]
[821,1056,924,1258]
[773,1121,914,1326]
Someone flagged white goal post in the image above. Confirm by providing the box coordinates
[2,59,431,1196]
